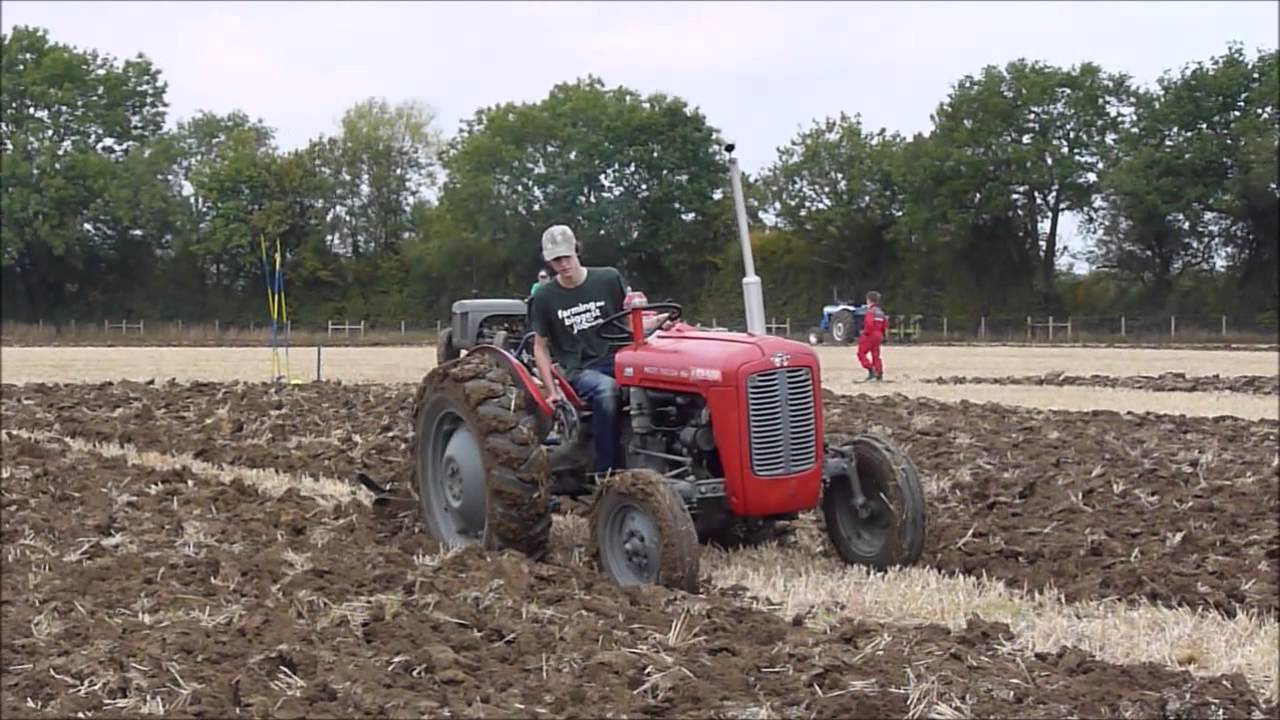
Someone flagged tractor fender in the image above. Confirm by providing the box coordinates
[465,345,584,416]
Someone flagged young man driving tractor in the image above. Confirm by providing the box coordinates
[529,225,668,475]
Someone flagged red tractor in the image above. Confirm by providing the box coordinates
[404,147,926,591]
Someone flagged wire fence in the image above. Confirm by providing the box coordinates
[3,313,1276,347]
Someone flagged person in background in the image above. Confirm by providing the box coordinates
[529,269,550,297]
[857,290,888,381]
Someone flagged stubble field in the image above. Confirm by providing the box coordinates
[2,343,1277,717]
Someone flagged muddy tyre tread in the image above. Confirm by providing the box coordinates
[589,469,701,593]
[412,352,552,559]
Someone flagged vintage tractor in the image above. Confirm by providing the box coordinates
[400,147,926,592]
[808,301,868,345]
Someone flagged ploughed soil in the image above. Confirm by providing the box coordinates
[2,432,1271,718]
[924,370,1279,395]
[4,380,1275,620]
[822,391,1279,618]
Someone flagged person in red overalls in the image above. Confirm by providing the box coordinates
[857,290,888,381]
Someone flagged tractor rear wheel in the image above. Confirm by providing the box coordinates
[411,351,552,559]
[822,432,926,569]
[589,469,700,592]
[831,310,855,344]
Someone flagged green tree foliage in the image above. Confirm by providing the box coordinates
[438,76,726,304]
[329,98,443,258]
[1,25,167,318]
[919,59,1133,312]
[760,113,907,306]
[166,110,278,315]
[1,24,1275,329]
[1089,45,1278,316]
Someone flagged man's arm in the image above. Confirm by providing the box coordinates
[533,334,563,401]
[529,294,563,401]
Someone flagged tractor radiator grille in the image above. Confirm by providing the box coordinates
[746,367,817,477]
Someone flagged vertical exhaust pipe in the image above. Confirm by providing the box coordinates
[727,144,766,336]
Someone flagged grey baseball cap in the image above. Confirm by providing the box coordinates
[542,224,576,261]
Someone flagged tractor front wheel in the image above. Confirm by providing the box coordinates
[589,469,700,592]
[821,433,926,569]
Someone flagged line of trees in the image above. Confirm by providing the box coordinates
[2,25,1276,328]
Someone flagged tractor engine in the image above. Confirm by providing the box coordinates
[623,387,721,480]
[620,385,735,539]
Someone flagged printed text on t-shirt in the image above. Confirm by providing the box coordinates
[558,300,606,334]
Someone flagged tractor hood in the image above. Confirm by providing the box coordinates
[615,323,818,388]
[657,328,766,346]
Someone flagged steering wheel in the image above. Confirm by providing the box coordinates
[596,302,683,343]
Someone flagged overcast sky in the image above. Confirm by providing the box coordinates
[3,1,1277,266]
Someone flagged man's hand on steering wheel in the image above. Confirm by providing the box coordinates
[644,312,674,333]
[596,302,683,343]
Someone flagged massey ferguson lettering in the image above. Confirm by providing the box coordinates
[640,365,722,382]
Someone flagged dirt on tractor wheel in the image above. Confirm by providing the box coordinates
[3,380,1276,620]
[3,432,1271,718]
[924,371,1280,395]
[410,353,553,559]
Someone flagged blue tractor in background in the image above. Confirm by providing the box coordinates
[807,300,868,345]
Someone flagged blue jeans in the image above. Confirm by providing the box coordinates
[567,356,619,474]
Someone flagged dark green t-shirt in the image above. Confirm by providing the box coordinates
[530,267,627,373]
